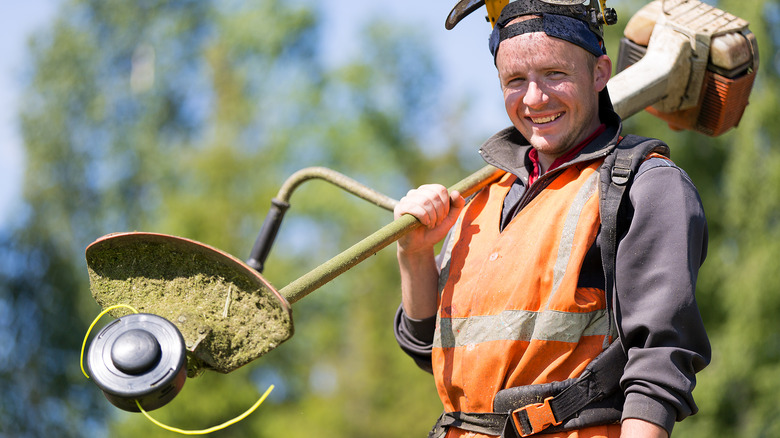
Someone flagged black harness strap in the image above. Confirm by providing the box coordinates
[597,135,670,350]
[501,340,627,436]
[428,412,511,438]
[428,342,626,437]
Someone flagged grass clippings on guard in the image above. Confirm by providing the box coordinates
[86,232,293,375]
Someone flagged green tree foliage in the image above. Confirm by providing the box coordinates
[2,0,471,436]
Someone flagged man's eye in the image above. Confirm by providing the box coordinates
[505,77,525,87]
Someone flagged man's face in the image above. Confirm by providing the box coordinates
[496,31,611,165]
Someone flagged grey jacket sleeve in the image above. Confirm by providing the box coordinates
[616,158,711,434]
[393,305,435,373]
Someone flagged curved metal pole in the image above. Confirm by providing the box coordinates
[278,164,503,304]
[277,166,398,211]
[247,167,400,272]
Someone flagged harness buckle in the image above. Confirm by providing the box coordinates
[511,396,562,437]
[611,166,632,185]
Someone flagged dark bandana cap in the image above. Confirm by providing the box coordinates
[488,0,605,63]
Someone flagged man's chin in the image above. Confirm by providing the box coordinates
[528,138,562,154]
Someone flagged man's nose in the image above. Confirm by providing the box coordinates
[523,80,548,107]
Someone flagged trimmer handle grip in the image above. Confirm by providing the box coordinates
[247,198,290,273]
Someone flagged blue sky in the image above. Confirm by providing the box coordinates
[0,0,61,228]
[0,1,508,229]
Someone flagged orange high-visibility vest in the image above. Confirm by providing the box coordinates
[433,160,619,438]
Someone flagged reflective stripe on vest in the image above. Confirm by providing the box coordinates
[432,160,610,415]
[436,307,610,348]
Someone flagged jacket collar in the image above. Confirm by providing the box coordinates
[478,106,623,182]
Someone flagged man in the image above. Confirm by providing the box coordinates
[393,1,710,437]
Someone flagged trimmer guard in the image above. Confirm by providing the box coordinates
[86,232,293,374]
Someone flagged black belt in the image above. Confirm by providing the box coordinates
[429,341,627,437]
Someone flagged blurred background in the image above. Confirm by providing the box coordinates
[1,0,779,436]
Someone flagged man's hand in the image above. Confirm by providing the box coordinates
[394,184,465,256]
[620,419,669,438]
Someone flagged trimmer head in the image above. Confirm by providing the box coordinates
[86,232,293,374]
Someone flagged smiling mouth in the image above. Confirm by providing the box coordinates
[529,112,563,124]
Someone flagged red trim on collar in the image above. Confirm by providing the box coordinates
[528,124,606,186]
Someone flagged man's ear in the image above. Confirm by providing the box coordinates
[593,54,612,92]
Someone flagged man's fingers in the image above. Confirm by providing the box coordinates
[398,201,433,227]
[450,190,465,209]
[395,184,452,228]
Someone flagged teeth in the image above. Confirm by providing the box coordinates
[530,113,561,124]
